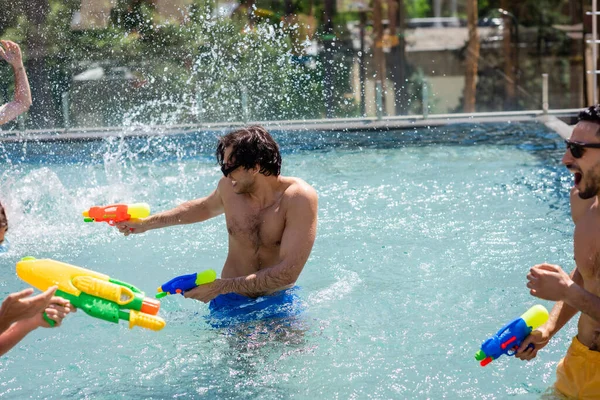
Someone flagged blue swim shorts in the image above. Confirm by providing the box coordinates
[206,286,303,328]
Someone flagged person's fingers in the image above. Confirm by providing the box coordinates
[46,303,70,315]
[526,281,534,289]
[49,296,69,307]
[538,264,560,272]
[4,41,13,56]
[530,267,543,277]
[530,289,538,296]
[8,287,34,301]
[517,336,534,353]
[50,309,67,320]
[40,286,58,301]
[28,286,58,310]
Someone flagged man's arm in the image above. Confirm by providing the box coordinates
[563,274,600,323]
[0,319,38,356]
[516,265,581,360]
[117,186,224,235]
[527,263,598,320]
[0,295,73,356]
[538,267,581,334]
[0,40,32,126]
[185,185,318,301]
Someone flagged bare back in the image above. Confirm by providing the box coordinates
[572,193,600,349]
[217,175,312,294]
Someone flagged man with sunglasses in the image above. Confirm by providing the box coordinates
[516,105,600,397]
[116,126,318,326]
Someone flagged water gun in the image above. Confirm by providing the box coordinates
[82,203,150,226]
[156,270,217,298]
[16,257,166,331]
[475,304,549,366]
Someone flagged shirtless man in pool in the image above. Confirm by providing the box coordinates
[516,105,600,397]
[117,126,318,313]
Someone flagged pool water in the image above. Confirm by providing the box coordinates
[0,122,575,399]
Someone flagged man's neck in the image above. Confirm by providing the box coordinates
[246,175,282,209]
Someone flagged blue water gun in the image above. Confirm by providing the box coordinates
[475,305,549,366]
[155,270,217,298]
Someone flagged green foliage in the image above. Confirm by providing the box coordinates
[406,0,431,19]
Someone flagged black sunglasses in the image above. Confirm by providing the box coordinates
[565,140,600,159]
[221,163,240,177]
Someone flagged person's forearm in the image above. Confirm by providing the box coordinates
[144,198,216,230]
[0,319,37,356]
[12,62,32,109]
[0,318,11,336]
[543,300,579,338]
[216,263,298,297]
[0,62,32,125]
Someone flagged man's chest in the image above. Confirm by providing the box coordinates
[574,214,600,281]
[225,202,286,248]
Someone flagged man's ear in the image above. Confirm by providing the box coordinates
[251,164,260,175]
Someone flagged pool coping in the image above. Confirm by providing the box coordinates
[0,109,579,143]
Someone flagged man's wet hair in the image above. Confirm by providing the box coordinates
[578,105,600,135]
[0,202,7,231]
[216,126,282,176]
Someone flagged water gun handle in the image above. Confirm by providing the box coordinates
[506,342,535,356]
[43,312,56,327]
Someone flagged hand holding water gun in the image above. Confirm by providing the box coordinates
[83,203,150,226]
[156,270,217,298]
[475,304,549,366]
[16,257,166,331]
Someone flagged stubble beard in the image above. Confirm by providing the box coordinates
[579,161,600,199]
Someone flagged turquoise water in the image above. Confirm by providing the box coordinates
[0,123,575,399]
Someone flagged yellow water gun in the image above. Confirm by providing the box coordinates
[16,257,166,331]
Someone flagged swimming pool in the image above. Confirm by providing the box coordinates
[0,122,574,398]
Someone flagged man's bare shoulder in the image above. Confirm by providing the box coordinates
[281,176,318,202]
[216,176,233,194]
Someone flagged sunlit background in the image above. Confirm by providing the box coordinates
[0,0,590,131]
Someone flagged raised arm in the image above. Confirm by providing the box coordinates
[185,185,318,301]
[117,187,224,235]
[0,40,32,125]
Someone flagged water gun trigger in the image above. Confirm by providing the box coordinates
[508,340,536,356]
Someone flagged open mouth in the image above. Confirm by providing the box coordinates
[575,172,582,185]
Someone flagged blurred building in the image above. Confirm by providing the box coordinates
[71,0,193,30]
